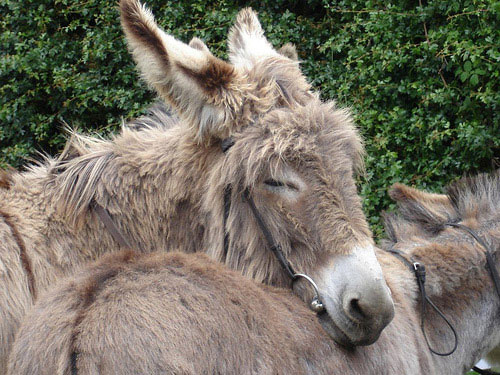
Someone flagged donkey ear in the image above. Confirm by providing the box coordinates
[120,0,243,142]
[389,183,451,207]
[389,183,454,231]
[227,8,279,68]
[188,37,211,54]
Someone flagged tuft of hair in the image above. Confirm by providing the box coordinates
[381,211,399,244]
[278,43,298,61]
[52,131,114,226]
[446,169,500,221]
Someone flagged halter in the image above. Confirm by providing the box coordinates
[386,247,458,357]
[221,137,325,313]
[386,221,500,366]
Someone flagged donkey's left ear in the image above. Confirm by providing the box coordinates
[389,183,454,226]
[120,0,245,143]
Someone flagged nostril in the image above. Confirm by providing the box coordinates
[348,298,367,321]
[350,299,364,316]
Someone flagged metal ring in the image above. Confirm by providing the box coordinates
[293,273,325,313]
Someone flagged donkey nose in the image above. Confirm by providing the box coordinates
[343,286,394,325]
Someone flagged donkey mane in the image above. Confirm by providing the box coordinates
[384,170,500,244]
[127,101,179,131]
[48,133,115,225]
[447,169,500,222]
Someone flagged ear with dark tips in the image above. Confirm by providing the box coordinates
[119,0,243,142]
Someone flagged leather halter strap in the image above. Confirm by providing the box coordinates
[446,222,500,299]
[472,366,500,375]
[386,248,458,356]
[221,137,296,279]
[242,188,296,279]
[0,209,37,300]
[221,137,324,312]
[92,202,132,249]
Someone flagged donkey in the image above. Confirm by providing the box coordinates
[0,0,394,370]
[8,171,499,374]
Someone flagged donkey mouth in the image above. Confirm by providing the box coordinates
[317,309,384,347]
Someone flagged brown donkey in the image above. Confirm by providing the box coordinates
[0,0,394,370]
[8,172,499,374]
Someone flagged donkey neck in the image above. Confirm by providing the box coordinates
[84,126,221,254]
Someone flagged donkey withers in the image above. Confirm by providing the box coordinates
[8,172,499,374]
[0,0,394,369]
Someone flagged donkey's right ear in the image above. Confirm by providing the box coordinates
[120,0,245,143]
[227,8,280,68]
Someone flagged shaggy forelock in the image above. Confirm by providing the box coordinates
[220,101,364,188]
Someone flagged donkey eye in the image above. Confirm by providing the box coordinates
[264,179,285,187]
[264,179,298,191]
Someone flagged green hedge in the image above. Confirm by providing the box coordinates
[1,0,498,235]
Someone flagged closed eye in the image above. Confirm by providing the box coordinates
[264,179,299,191]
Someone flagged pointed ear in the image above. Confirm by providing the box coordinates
[188,37,211,54]
[120,0,244,142]
[389,183,455,231]
[227,8,279,68]
[389,183,451,207]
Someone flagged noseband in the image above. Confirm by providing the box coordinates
[386,221,500,365]
[221,137,325,313]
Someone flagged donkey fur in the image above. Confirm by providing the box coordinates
[8,171,500,374]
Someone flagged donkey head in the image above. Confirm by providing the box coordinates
[120,0,394,346]
[384,172,500,300]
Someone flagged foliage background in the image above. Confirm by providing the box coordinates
[1,0,499,237]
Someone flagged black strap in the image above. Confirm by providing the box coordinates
[221,137,235,153]
[386,248,458,356]
[92,202,132,249]
[222,185,232,261]
[71,351,78,375]
[243,188,296,279]
[415,262,458,356]
[472,366,500,375]
[446,222,500,299]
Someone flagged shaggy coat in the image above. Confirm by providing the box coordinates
[0,0,394,370]
[8,171,500,374]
